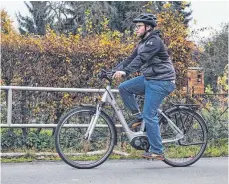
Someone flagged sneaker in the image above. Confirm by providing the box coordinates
[142,152,165,160]
[128,118,143,129]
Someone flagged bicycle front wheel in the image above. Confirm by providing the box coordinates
[55,106,116,169]
[160,107,208,167]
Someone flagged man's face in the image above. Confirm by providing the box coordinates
[135,23,146,37]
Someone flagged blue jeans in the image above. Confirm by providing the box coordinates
[118,76,176,154]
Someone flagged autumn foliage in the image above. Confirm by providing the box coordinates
[1,27,133,88]
[1,4,197,90]
[1,5,197,124]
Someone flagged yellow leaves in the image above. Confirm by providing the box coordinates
[111,30,123,40]
[157,17,164,25]
[163,3,171,9]
[77,27,83,34]
[205,102,213,109]
[85,9,91,16]
[1,9,16,34]
[46,25,55,35]
[61,93,73,107]
[181,1,189,9]
[12,75,23,84]
[142,1,152,8]
[100,37,111,46]
[45,26,57,41]
[217,64,229,92]
[60,75,68,82]
[32,106,40,114]
[218,76,228,88]
[146,8,152,13]
[181,1,188,6]
[99,32,117,49]
[101,16,110,31]
[205,84,214,94]
[74,34,80,41]
[63,93,70,98]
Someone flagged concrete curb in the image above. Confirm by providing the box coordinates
[0,150,130,158]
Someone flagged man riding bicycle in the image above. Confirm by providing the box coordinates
[113,13,176,160]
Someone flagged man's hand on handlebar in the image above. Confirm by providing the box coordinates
[112,71,126,80]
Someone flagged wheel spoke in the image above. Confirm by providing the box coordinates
[55,108,115,169]
[160,108,207,167]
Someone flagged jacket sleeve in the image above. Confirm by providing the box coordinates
[120,55,143,75]
[121,36,161,75]
[113,46,138,71]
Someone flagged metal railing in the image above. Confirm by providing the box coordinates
[0,86,120,128]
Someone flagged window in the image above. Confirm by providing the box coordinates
[197,74,202,83]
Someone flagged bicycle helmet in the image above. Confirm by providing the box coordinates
[133,13,157,27]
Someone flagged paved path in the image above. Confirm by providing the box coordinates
[1,157,228,184]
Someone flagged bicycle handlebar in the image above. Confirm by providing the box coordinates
[97,69,115,82]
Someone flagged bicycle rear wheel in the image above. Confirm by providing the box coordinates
[55,106,116,169]
[160,107,208,167]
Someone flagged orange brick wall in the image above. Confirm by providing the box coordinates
[186,69,205,94]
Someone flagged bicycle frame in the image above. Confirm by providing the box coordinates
[85,85,184,144]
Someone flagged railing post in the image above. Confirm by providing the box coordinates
[7,88,12,127]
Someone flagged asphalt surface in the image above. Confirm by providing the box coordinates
[1,157,228,184]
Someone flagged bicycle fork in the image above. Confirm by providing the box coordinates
[84,104,102,141]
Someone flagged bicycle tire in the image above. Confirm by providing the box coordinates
[160,107,208,167]
[55,106,117,169]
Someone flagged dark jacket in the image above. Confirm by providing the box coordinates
[114,30,176,81]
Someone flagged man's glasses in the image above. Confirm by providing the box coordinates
[134,24,145,30]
